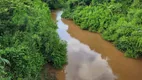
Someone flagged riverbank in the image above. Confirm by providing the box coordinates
[0,1,67,79]
[62,1,142,58]
[62,18,142,80]
[52,10,142,80]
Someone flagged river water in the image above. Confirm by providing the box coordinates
[52,11,142,80]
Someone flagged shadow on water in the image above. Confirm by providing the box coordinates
[55,11,117,80]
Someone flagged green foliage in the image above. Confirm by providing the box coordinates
[61,8,73,19]
[42,0,67,9]
[62,0,142,58]
[0,56,11,80]
[0,0,67,79]
[39,29,67,69]
[1,45,44,79]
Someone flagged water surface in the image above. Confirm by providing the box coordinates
[54,11,116,80]
[52,10,142,80]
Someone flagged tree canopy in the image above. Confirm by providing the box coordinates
[0,0,67,79]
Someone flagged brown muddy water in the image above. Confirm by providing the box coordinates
[51,11,142,80]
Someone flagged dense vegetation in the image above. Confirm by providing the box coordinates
[0,0,141,79]
[62,0,142,58]
[0,0,67,79]
[42,0,67,9]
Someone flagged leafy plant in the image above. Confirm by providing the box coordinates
[0,0,67,79]
[62,0,142,58]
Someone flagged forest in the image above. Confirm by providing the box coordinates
[0,0,67,79]
[62,0,142,58]
[0,0,142,80]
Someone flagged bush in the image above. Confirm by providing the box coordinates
[42,0,67,9]
[62,0,142,58]
[0,0,67,79]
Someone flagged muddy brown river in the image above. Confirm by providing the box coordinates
[52,11,142,80]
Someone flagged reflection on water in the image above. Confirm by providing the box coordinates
[66,38,116,80]
[56,11,71,41]
[56,11,116,80]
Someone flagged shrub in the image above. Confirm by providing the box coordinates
[62,0,142,58]
[0,0,67,79]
